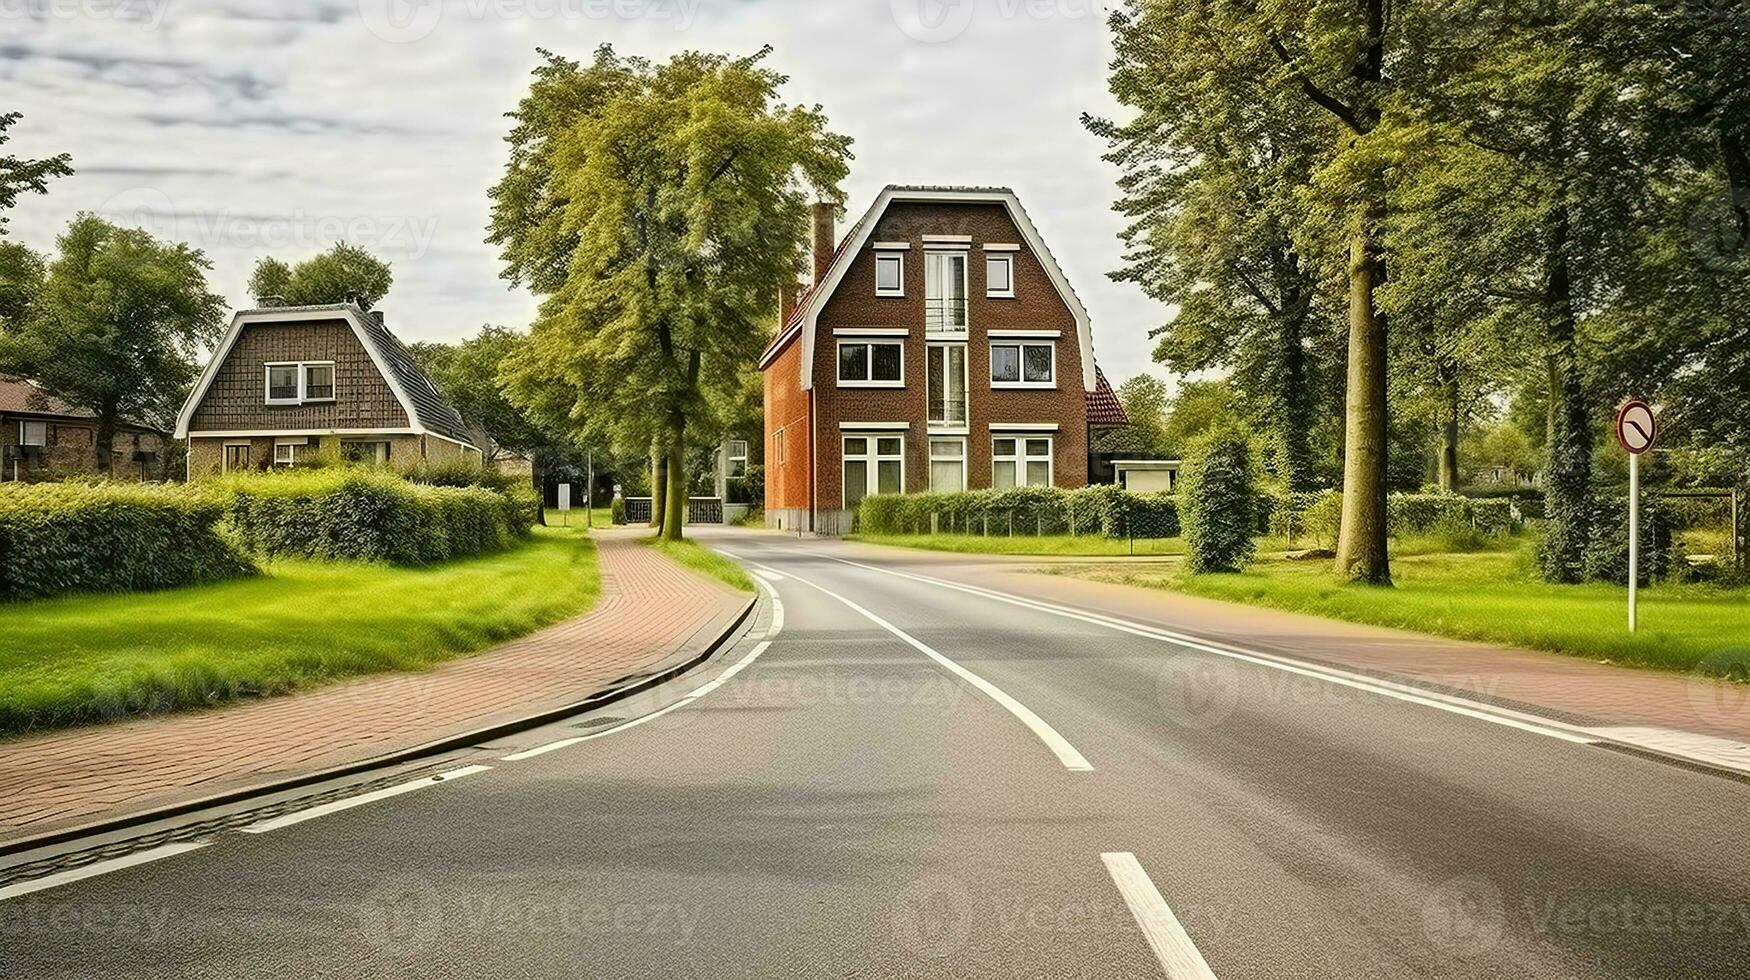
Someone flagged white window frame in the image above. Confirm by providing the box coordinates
[775,427,787,465]
[341,440,391,464]
[924,250,970,334]
[837,340,905,388]
[264,360,337,406]
[926,342,969,427]
[273,438,306,467]
[222,441,251,473]
[989,341,1056,389]
[928,437,967,494]
[874,253,905,297]
[985,253,1015,298]
[842,432,905,510]
[19,420,47,447]
[993,435,1054,489]
[727,439,749,477]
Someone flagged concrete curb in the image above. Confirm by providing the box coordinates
[0,594,758,860]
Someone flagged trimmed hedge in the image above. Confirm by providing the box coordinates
[1180,431,1256,574]
[858,485,1179,539]
[223,469,533,566]
[1267,490,1522,542]
[0,482,255,601]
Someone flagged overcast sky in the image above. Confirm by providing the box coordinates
[3,0,1172,384]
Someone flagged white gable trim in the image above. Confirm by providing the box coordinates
[174,307,423,440]
[798,188,1096,393]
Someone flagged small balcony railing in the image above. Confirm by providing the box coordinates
[925,297,968,333]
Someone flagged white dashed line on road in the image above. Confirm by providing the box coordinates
[1102,852,1219,979]
[240,765,493,834]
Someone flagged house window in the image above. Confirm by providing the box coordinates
[775,428,786,465]
[266,365,301,403]
[929,438,966,494]
[990,342,1055,387]
[926,343,968,426]
[875,253,904,297]
[265,361,337,405]
[838,341,904,386]
[341,440,391,464]
[274,440,304,467]
[19,420,46,447]
[925,251,968,332]
[993,436,1053,488]
[986,254,1014,298]
[843,434,903,511]
[727,440,749,477]
[222,443,251,472]
[304,364,335,401]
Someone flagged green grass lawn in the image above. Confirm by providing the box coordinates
[0,526,601,738]
[1061,548,1750,677]
[643,535,757,593]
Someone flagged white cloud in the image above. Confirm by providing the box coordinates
[5,0,1171,381]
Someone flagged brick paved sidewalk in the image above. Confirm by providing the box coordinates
[827,540,1750,768]
[0,529,750,847]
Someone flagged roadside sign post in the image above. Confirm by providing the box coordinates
[1615,401,1658,633]
[558,483,571,527]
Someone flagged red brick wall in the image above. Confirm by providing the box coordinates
[809,201,1088,512]
[763,336,813,514]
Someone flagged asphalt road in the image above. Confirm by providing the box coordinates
[3,529,1747,978]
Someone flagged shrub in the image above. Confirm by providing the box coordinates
[855,485,1178,539]
[727,465,764,506]
[1582,495,1676,585]
[0,482,255,601]
[1301,492,1345,550]
[1265,488,1330,543]
[401,456,519,493]
[1179,430,1256,574]
[611,497,627,525]
[222,469,532,566]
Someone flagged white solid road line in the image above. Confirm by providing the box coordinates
[502,641,776,761]
[816,553,1599,747]
[742,557,1095,772]
[0,841,211,902]
[502,576,786,762]
[1102,852,1219,980]
[240,765,493,834]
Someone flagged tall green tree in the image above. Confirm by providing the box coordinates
[0,240,44,332]
[488,45,850,539]
[0,215,226,473]
[0,112,72,237]
[412,326,581,520]
[247,243,393,309]
[1094,373,1174,457]
[1089,2,1338,493]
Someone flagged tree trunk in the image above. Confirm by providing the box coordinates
[1539,206,1593,583]
[1334,227,1392,584]
[530,450,547,526]
[1280,293,1316,492]
[662,415,686,541]
[650,439,667,533]
[1437,366,1460,494]
[95,412,116,478]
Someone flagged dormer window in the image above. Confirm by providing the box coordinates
[265,361,337,405]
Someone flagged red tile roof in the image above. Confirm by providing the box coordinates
[1086,369,1128,426]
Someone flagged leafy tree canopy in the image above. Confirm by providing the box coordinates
[0,112,72,237]
[248,243,393,309]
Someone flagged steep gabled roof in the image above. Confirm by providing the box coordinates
[759,185,1099,392]
[1086,369,1129,427]
[0,376,169,433]
[173,303,475,447]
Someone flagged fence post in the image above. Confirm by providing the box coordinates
[982,514,989,537]
[1008,512,1014,537]
[931,511,938,536]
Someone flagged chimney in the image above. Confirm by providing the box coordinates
[778,280,801,324]
[810,201,836,286]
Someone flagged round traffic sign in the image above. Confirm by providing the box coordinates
[1616,401,1657,455]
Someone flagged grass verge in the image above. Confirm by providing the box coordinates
[0,525,601,737]
[1059,548,1750,677]
[643,536,756,593]
[850,532,1189,557]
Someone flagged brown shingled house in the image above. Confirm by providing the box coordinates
[759,186,1126,533]
[1,376,169,482]
[174,304,481,478]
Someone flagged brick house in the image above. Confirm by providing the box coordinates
[1,376,169,482]
[759,185,1126,533]
[174,303,481,478]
